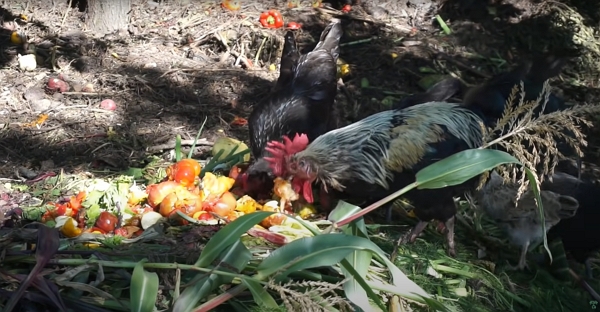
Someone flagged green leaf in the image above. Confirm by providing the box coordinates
[416,149,520,189]
[435,14,452,35]
[174,240,252,312]
[257,234,380,280]
[340,217,376,312]
[123,167,144,179]
[523,167,552,263]
[175,134,182,162]
[195,211,274,267]
[327,200,362,223]
[360,77,369,88]
[130,260,159,312]
[242,279,279,309]
[189,116,208,159]
[339,260,385,311]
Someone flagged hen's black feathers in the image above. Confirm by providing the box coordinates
[245,20,342,198]
[248,20,342,159]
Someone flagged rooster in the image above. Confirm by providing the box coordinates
[264,101,485,256]
[541,171,600,279]
[475,171,579,270]
[238,20,343,200]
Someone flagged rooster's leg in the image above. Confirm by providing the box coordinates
[400,221,429,244]
[444,216,456,257]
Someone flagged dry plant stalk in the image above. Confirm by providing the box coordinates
[267,278,354,311]
[476,80,600,199]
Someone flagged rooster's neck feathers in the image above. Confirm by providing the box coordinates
[295,102,485,191]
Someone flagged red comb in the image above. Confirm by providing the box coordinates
[264,133,310,177]
[283,133,309,154]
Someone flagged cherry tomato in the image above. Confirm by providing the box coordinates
[287,22,302,30]
[341,4,352,13]
[166,159,202,187]
[95,211,119,233]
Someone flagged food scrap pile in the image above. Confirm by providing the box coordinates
[32,156,320,245]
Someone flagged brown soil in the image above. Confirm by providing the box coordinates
[1,0,599,180]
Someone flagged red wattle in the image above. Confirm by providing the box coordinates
[302,180,314,203]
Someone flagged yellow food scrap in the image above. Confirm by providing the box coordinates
[298,205,317,219]
[236,195,261,214]
[128,186,148,206]
[269,64,276,71]
[391,52,398,59]
[10,32,25,45]
[339,64,351,77]
[60,217,82,238]
[201,172,235,197]
[83,242,101,249]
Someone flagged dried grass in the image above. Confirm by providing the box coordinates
[475,80,600,198]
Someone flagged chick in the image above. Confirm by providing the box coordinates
[475,171,580,270]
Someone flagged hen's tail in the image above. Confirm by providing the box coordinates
[275,31,300,90]
[293,19,343,101]
[312,18,343,62]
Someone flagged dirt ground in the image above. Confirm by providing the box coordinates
[1,0,600,180]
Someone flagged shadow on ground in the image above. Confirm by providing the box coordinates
[1,0,600,173]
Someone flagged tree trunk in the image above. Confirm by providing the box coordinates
[86,0,131,36]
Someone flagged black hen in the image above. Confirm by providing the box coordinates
[240,20,343,200]
[541,171,600,279]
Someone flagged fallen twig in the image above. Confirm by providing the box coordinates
[214,33,253,69]
[147,139,213,153]
[61,92,105,96]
